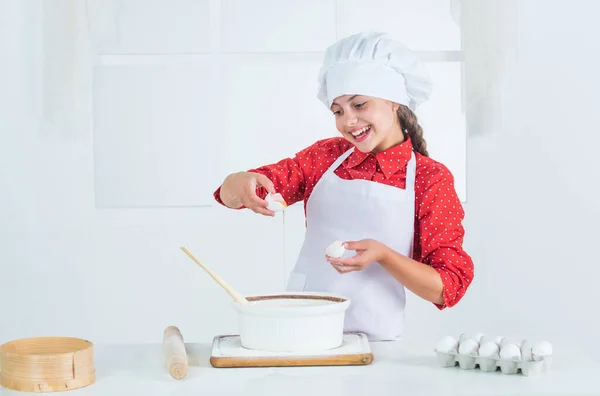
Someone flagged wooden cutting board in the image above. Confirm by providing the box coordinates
[210,332,373,368]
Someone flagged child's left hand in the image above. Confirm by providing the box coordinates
[326,239,389,274]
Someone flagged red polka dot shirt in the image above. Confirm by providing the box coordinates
[213,136,474,309]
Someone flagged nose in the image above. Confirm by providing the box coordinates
[345,112,358,126]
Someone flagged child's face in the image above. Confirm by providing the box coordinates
[330,95,402,153]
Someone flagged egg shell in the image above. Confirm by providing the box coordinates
[265,193,287,211]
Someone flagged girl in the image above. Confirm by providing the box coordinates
[214,32,474,341]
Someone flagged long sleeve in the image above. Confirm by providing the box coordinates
[213,156,306,207]
[413,162,474,309]
[247,157,307,205]
[213,137,351,208]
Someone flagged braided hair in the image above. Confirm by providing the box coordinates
[397,104,428,157]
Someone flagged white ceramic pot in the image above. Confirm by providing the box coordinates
[232,291,351,352]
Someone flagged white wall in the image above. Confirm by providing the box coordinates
[422,0,600,354]
[1,0,598,356]
[457,0,600,352]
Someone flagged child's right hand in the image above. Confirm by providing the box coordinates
[219,172,277,216]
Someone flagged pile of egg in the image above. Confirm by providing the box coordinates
[434,333,553,376]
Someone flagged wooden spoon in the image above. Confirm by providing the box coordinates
[180,247,249,304]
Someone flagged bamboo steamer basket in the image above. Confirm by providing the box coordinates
[0,337,95,392]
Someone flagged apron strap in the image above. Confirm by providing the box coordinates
[405,151,416,193]
[324,147,355,177]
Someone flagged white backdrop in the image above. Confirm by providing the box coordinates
[1,0,599,357]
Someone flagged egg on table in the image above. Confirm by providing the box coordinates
[458,333,471,344]
[326,241,345,258]
[435,335,459,354]
[478,341,500,359]
[500,337,517,349]
[494,336,506,348]
[473,332,485,344]
[520,340,533,361]
[458,338,479,356]
[479,335,498,346]
[499,343,522,360]
[265,193,287,212]
[531,340,552,361]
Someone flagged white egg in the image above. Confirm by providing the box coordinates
[494,336,505,348]
[500,337,517,349]
[474,332,485,344]
[499,343,522,360]
[436,335,458,354]
[458,338,479,356]
[459,333,471,343]
[531,340,552,361]
[520,340,533,361]
[478,341,500,358]
[325,240,345,258]
[265,193,287,212]
[480,335,499,346]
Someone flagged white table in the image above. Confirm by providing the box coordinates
[1,340,599,395]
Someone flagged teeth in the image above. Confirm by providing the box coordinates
[351,126,370,136]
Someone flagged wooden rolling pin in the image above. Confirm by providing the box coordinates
[163,326,188,379]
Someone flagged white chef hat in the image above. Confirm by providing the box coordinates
[317,32,433,111]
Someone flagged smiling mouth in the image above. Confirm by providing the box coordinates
[350,125,371,142]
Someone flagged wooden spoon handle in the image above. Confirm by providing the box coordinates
[180,247,248,304]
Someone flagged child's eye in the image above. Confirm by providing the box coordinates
[355,102,367,108]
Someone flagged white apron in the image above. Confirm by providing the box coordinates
[286,147,416,341]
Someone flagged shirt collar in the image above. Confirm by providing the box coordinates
[344,136,414,179]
